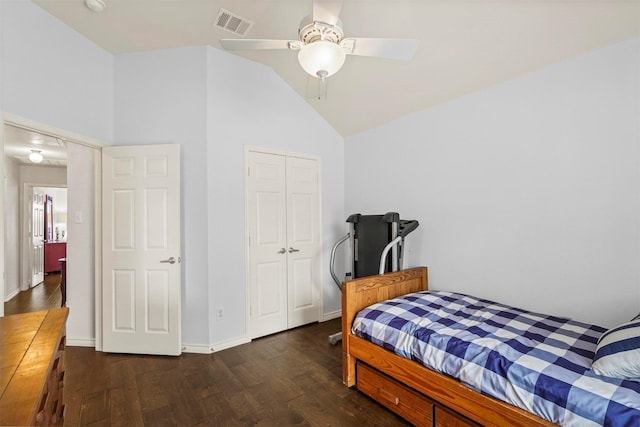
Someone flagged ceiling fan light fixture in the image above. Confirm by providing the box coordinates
[85,0,106,13]
[298,40,346,79]
[29,150,44,164]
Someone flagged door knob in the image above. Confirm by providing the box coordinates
[160,257,177,264]
[277,248,286,254]
[288,247,300,253]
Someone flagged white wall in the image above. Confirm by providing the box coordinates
[345,37,640,328]
[0,1,343,350]
[114,47,211,346]
[20,165,67,186]
[206,47,344,345]
[114,46,345,350]
[66,144,96,343]
[0,2,109,346]
[48,187,68,241]
[0,1,114,143]
[3,158,19,301]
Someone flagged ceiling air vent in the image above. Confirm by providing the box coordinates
[214,8,253,37]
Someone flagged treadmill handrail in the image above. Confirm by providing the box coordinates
[330,233,350,289]
[379,236,403,275]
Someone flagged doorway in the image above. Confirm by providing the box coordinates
[34,186,68,286]
[4,185,69,315]
[2,117,100,328]
[3,123,68,315]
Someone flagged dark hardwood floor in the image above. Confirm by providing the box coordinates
[4,272,62,315]
[64,319,410,426]
[4,279,409,425]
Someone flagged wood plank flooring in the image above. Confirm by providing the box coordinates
[4,273,62,315]
[64,319,411,426]
[5,279,409,425]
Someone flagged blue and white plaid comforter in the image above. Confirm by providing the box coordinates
[352,291,640,426]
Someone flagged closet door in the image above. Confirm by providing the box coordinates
[247,151,288,338]
[247,150,321,339]
[286,156,320,328]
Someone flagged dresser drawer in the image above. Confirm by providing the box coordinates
[357,362,434,427]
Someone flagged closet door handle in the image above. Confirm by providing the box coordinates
[288,247,300,253]
[277,248,286,254]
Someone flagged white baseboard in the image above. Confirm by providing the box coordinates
[65,338,251,354]
[4,288,20,302]
[322,310,341,322]
[181,344,214,354]
[182,336,251,354]
[69,326,348,354]
[210,336,251,353]
[67,338,96,348]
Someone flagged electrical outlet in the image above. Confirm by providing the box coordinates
[216,307,224,320]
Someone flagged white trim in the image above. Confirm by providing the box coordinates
[316,156,325,322]
[67,338,96,348]
[322,310,341,322]
[65,339,253,353]
[244,145,322,162]
[243,149,251,342]
[178,336,254,354]
[4,288,20,302]
[210,336,251,353]
[93,149,103,351]
[181,344,213,354]
[2,113,105,150]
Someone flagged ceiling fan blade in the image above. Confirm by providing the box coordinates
[312,0,343,25]
[342,38,419,60]
[219,39,298,50]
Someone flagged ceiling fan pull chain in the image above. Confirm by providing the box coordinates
[317,74,328,100]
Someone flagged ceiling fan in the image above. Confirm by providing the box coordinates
[219,0,419,81]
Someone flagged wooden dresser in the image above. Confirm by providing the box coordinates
[0,308,69,426]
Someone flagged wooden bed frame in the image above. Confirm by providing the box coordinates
[341,267,557,427]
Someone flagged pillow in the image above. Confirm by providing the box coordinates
[591,319,640,380]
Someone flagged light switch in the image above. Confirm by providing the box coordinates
[75,211,83,224]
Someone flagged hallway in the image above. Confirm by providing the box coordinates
[4,273,62,315]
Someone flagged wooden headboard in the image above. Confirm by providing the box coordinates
[341,267,428,386]
[341,266,428,329]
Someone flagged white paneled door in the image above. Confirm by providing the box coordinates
[102,144,181,356]
[285,156,321,328]
[247,150,321,339]
[31,191,44,287]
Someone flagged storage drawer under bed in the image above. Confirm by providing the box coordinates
[356,362,479,427]
[357,362,434,426]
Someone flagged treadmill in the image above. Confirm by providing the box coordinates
[328,212,419,344]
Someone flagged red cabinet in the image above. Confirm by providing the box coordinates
[44,242,66,273]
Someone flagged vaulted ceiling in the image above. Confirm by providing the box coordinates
[28,0,640,137]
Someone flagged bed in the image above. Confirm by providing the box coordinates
[341,267,640,427]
